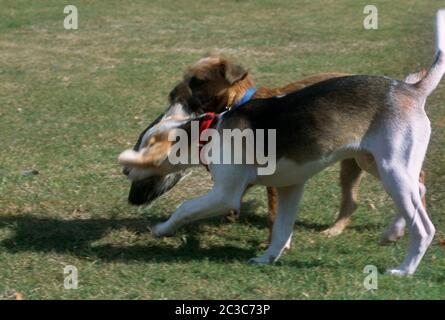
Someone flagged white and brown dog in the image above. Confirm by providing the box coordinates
[120,11,444,275]
[125,61,428,243]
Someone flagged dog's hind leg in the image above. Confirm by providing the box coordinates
[377,165,435,275]
[264,187,280,246]
[373,119,435,275]
[249,183,305,265]
[381,169,427,242]
[380,170,427,245]
[322,159,363,237]
[266,187,278,234]
[380,213,406,245]
[152,165,254,237]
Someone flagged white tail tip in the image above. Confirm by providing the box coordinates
[437,9,445,52]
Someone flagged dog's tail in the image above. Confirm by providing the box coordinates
[414,9,445,96]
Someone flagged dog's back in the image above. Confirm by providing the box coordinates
[221,75,421,163]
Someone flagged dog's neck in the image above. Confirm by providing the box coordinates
[226,75,256,109]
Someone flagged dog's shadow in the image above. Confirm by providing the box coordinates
[0,200,382,264]
[0,198,273,263]
[0,212,262,263]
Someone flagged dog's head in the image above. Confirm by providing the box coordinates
[125,54,254,205]
[167,54,254,115]
[119,117,195,183]
[122,112,187,205]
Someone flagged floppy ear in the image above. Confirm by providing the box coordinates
[118,140,171,168]
[118,149,144,167]
[220,60,248,84]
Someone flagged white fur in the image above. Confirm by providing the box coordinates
[163,103,192,120]
[417,9,445,96]
[404,71,425,84]
[118,149,140,164]
[437,9,445,53]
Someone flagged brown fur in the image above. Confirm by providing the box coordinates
[120,132,172,168]
[182,55,255,113]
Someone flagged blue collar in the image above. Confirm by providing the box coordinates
[231,87,257,109]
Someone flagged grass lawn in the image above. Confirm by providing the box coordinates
[0,0,444,299]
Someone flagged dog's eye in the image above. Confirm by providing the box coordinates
[189,76,206,88]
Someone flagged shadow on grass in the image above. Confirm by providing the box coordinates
[0,213,257,263]
[0,201,382,264]
[295,220,384,233]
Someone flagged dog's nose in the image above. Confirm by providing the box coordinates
[122,167,130,176]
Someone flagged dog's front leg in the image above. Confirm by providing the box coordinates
[249,183,305,264]
[152,165,254,237]
[151,190,238,237]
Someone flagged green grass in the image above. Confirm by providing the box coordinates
[1,0,444,299]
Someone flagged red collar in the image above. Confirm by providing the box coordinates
[198,112,219,168]
[199,112,218,145]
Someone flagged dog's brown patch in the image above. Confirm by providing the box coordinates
[121,131,172,168]
[182,55,255,113]
[255,72,350,98]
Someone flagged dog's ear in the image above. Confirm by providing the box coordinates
[141,139,171,167]
[118,135,172,168]
[220,60,248,84]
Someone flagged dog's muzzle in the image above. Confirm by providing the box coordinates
[127,172,186,205]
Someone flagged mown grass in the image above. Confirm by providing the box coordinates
[0,0,444,299]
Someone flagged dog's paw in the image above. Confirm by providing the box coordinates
[149,224,161,237]
[379,229,405,246]
[248,255,275,265]
[224,210,240,223]
[150,223,172,237]
[257,242,269,250]
[386,267,410,277]
[321,226,344,237]
[258,242,291,252]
